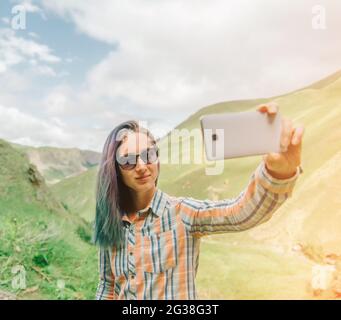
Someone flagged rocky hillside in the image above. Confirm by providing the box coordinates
[0,139,98,300]
[10,143,101,185]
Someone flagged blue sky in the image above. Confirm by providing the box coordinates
[0,0,341,151]
[0,1,114,84]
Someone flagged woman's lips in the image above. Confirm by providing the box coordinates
[136,175,151,181]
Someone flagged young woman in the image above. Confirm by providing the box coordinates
[94,103,304,300]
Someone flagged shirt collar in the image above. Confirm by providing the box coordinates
[149,188,168,218]
[121,188,168,223]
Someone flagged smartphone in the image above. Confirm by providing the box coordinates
[200,110,282,160]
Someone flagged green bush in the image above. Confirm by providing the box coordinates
[76,225,92,245]
[33,254,49,267]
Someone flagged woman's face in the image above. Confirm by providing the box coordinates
[117,131,159,192]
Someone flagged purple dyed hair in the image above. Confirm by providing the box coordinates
[93,120,160,249]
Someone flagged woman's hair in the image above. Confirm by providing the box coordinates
[93,120,159,249]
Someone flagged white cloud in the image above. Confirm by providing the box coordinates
[1,17,10,25]
[0,28,60,73]
[0,103,109,151]
[40,0,341,112]
[0,69,30,92]
[28,31,39,38]
[0,70,31,109]
[34,65,57,77]
[44,87,72,115]
[0,104,70,146]
[147,120,174,140]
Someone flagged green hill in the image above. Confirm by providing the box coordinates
[10,143,101,185]
[51,166,99,222]
[248,150,341,254]
[48,70,341,299]
[0,139,98,299]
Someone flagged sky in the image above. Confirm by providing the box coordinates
[0,0,340,152]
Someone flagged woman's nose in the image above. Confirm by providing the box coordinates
[135,156,147,170]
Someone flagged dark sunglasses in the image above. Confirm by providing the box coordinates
[116,146,159,170]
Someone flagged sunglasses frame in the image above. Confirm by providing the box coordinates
[116,145,159,171]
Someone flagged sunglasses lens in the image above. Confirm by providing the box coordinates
[117,154,137,170]
[147,147,159,163]
[140,147,158,164]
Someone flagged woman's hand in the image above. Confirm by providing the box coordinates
[256,102,304,179]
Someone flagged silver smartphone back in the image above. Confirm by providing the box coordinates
[200,110,282,161]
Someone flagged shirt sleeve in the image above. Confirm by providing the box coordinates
[95,246,115,300]
[179,160,302,236]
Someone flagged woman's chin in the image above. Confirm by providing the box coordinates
[134,179,154,190]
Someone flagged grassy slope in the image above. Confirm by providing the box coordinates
[247,149,341,253]
[51,166,99,222]
[50,71,341,299]
[196,241,313,299]
[0,140,98,300]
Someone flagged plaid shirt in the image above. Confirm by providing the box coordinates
[95,161,301,300]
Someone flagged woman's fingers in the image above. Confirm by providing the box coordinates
[280,118,293,152]
[256,101,278,115]
[256,103,304,154]
[291,126,305,146]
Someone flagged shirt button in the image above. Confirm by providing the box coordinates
[129,251,133,256]
[131,275,135,280]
